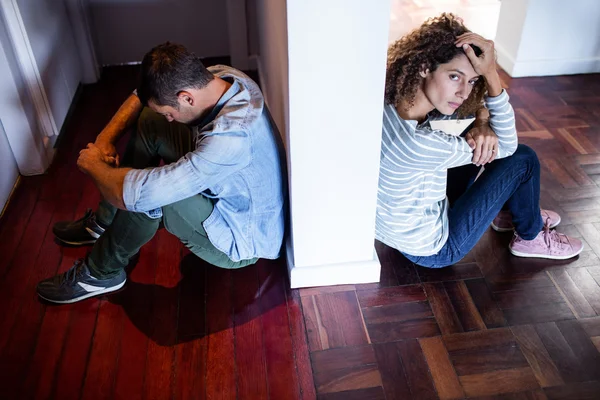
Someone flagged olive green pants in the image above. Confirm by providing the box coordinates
[88,108,257,278]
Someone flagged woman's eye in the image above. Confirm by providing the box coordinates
[449,74,459,81]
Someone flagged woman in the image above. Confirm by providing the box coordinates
[377,13,582,268]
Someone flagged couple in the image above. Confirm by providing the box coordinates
[37,14,582,304]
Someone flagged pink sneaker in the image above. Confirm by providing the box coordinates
[492,209,561,232]
[509,223,583,260]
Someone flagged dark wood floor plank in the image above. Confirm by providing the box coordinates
[444,280,487,332]
[486,271,555,293]
[205,266,236,400]
[232,264,268,399]
[396,339,438,400]
[312,345,381,394]
[566,267,600,315]
[555,320,600,381]
[302,291,368,351]
[317,386,386,400]
[544,381,600,400]
[0,199,55,354]
[511,325,564,388]
[419,336,464,400]
[20,303,72,400]
[579,316,600,336]
[259,260,301,400]
[0,199,76,398]
[357,285,426,308]
[143,229,181,399]
[362,301,440,342]
[0,177,41,279]
[459,367,540,398]
[424,282,464,334]
[417,262,482,283]
[465,279,507,328]
[450,343,529,376]
[286,287,317,400]
[469,389,548,400]
[548,269,596,318]
[53,300,102,400]
[373,342,412,400]
[502,302,575,326]
[442,328,516,352]
[494,286,564,310]
[534,322,588,383]
[80,300,125,400]
[113,236,159,400]
[301,294,325,352]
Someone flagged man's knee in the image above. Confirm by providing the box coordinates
[137,107,166,135]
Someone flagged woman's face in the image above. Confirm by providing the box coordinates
[420,53,480,115]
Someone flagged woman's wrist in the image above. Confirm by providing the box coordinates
[483,70,503,97]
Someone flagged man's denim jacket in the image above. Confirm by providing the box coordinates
[123,66,285,262]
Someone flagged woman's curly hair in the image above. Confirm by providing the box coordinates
[385,13,486,117]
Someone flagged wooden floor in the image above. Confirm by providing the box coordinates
[0,66,599,400]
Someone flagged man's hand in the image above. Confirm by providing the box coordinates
[77,143,112,174]
[465,123,498,166]
[77,143,129,210]
[94,139,120,167]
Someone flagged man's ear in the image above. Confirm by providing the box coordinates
[177,91,194,106]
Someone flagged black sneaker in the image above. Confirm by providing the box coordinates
[53,209,106,246]
[37,259,126,304]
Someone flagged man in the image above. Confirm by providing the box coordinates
[37,43,286,304]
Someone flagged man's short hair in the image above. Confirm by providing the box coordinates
[137,42,214,108]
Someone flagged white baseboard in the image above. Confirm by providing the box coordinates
[496,43,600,77]
[285,238,381,289]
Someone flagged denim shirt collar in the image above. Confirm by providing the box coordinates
[195,80,240,129]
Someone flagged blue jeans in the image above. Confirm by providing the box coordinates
[403,144,544,268]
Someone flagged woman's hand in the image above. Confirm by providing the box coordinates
[465,125,498,166]
[465,107,498,166]
[455,33,502,97]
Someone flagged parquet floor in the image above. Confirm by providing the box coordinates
[303,71,600,399]
[0,64,599,399]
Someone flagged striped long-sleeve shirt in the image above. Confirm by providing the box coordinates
[375,89,518,256]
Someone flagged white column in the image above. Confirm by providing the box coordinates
[284,0,391,288]
[495,0,600,77]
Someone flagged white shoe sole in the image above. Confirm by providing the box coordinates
[492,215,561,233]
[509,244,583,260]
[38,280,126,304]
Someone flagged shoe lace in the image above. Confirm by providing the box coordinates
[542,217,571,250]
[61,259,86,286]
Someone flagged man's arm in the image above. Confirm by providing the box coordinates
[77,143,131,209]
[94,94,144,165]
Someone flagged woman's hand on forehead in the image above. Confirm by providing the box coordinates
[454,33,496,78]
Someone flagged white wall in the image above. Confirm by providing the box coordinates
[0,120,18,214]
[255,0,289,141]
[17,0,82,131]
[0,36,25,212]
[88,0,230,65]
[0,12,49,176]
[255,0,390,287]
[496,0,600,77]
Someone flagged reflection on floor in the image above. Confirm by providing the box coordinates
[389,0,501,44]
